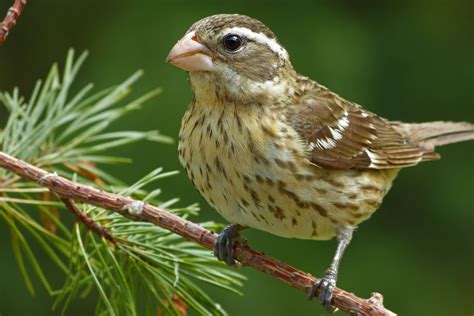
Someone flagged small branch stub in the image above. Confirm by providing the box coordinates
[124,200,145,216]
[59,196,118,244]
[0,0,28,44]
[0,151,396,315]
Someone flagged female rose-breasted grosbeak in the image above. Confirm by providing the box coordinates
[166,14,474,309]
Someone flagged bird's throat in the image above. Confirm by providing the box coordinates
[189,70,297,107]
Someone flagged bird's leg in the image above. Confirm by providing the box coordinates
[213,224,246,266]
[309,226,354,311]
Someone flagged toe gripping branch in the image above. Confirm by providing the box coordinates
[309,268,338,312]
[214,224,245,266]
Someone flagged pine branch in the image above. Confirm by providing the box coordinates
[0,151,396,316]
[0,0,28,44]
[59,196,118,244]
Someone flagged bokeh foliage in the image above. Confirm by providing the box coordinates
[0,1,473,315]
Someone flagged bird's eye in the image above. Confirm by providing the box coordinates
[223,34,243,51]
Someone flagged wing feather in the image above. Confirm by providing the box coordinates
[289,81,439,169]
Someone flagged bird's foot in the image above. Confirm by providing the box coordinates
[308,268,338,312]
[213,224,242,266]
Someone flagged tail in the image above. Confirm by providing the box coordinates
[393,121,474,151]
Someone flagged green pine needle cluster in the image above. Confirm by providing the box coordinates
[0,50,245,315]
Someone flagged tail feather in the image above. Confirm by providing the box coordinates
[393,121,474,150]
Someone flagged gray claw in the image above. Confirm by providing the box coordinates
[308,269,337,311]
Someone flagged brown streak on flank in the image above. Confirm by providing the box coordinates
[206,123,213,137]
[233,169,242,179]
[265,177,275,186]
[198,132,204,146]
[277,183,301,205]
[214,157,225,174]
[290,147,300,155]
[267,194,275,203]
[242,174,252,184]
[217,110,224,130]
[199,165,204,177]
[287,161,297,173]
[333,202,359,211]
[222,167,229,181]
[311,220,318,237]
[360,184,384,194]
[329,217,338,224]
[315,188,327,195]
[241,198,250,207]
[259,214,269,224]
[268,205,285,220]
[250,189,261,205]
[260,155,271,166]
[310,202,328,217]
[296,200,310,209]
[274,159,298,173]
[364,199,381,207]
[255,174,264,184]
[223,130,229,144]
[188,117,201,137]
[347,203,360,211]
[321,176,345,189]
[250,210,259,220]
[274,158,286,168]
[348,193,358,199]
[243,183,250,193]
[262,124,277,138]
[294,173,305,181]
[275,206,286,219]
[234,111,243,132]
[292,217,298,226]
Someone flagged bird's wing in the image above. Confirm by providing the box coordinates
[289,84,439,169]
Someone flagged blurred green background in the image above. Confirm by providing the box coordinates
[1,0,473,315]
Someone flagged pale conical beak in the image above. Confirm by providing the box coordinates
[166,31,214,72]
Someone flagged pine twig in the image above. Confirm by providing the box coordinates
[0,0,28,44]
[0,151,396,316]
[59,196,118,244]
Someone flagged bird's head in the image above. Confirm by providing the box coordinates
[167,14,297,104]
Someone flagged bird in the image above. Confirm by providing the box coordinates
[166,13,474,310]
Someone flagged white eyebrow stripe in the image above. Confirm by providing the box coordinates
[222,27,288,59]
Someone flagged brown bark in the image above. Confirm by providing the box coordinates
[0,0,28,44]
[0,151,396,315]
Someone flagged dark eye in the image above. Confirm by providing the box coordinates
[223,34,243,51]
